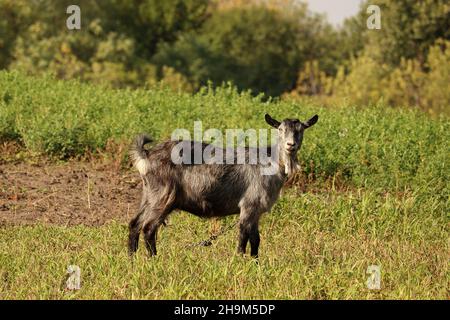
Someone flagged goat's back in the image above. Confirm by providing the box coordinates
[140,140,284,217]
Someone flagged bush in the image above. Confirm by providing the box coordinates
[0,71,448,195]
[330,40,450,115]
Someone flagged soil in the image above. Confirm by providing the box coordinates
[0,160,142,226]
[0,143,346,227]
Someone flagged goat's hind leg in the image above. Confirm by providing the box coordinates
[143,217,159,256]
[128,206,146,256]
[142,205,173,257]
[139,184,176,257]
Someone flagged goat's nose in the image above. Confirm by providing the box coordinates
[286,141,295,146]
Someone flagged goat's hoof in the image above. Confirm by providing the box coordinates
[251,256,259,264]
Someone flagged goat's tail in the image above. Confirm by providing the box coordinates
[130,134,153,176]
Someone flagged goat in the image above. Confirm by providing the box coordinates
[128,113,318,258]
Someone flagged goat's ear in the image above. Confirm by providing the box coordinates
[265,114,281,128]
[304,114,318,128]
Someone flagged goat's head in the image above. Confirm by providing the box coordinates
[265,113,318,175]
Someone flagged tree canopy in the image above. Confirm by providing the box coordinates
[0,0,448,114]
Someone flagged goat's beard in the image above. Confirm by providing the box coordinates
[280,150,300,177]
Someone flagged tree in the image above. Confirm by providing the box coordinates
[155,3,338,97]
[365,0,450,65]
[1,0,210,87]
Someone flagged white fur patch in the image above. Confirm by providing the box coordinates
[134,158,150,176]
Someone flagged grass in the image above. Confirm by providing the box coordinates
[0,188,448,299]
[0,71,448,299]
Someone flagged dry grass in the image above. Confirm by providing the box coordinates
[0,187,447,299]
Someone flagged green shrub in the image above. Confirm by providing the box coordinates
[0,71,448,194]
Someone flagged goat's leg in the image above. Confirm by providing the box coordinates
[143,219,159,256]
[142,205,173,257]
[142,213,160,256]
[143,215,163,256]
[128,207,146,256]
[249,223,260,258]
[138,184,176,257]
[238,222,250,254]
[238,209,260,255]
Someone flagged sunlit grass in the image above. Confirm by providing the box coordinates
[0,189,447,299]
[0,71,448,299]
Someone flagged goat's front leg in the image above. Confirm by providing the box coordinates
[238,209,260,257]
[248,223,260,258]
[238,222,250,254]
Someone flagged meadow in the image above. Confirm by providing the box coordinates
[0,71,448,299]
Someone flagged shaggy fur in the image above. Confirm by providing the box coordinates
[128,113,318,257]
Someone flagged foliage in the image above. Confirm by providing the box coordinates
[365,0,450,66]
[0,0,448,114]
[0,71,448,196]
[422,39,450,115]
[288,0,450,115]
[155,3,340,96]
[0,69,447,300]
[0,1,448,300]
[0,0,209,88]
[0,187,448,299]
[329,40,450,115]
[289,60,334,96]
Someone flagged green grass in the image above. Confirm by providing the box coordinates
[1,71,448,193]
[0,189,448,299]
[0,71,448,299]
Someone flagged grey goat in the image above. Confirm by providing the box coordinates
[128,113,318,258]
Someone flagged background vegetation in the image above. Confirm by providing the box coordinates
[0,72,448,299]
[0,0,448,300]
[1,71,448,195]
[0,0,449,115]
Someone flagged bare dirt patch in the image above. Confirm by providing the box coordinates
[0,160,141,226]
[0,142,352,227]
